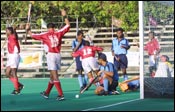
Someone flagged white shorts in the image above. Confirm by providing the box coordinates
[82,57,99,74]
[6,53,20,68]
[46,52,61,70]
[149,55,159,67]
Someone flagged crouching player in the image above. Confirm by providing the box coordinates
[95,53,119,95]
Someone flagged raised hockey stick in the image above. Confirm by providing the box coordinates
[25,2,32,44]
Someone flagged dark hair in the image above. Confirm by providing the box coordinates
[6,27,18,40]
[6,27,14,34]
[47,23,55,28]
[162,55,169,61]
[84,40,90,46]
[98,53,107,61]
[149,31,155,36]
[77,30,84,36]
[116,27,124,32]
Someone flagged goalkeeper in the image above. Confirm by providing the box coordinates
[119,76,140,92]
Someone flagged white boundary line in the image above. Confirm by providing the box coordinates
[82,98,140,111]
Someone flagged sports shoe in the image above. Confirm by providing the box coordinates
[111,90,120,95]
[19,84,24,91]
[11,90,20,95]
[56,95,65,101]
[40,91,49,99]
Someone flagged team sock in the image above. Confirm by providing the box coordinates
[83,74,88,86]
[9,77,19,91]
[78,75,83,88]
[103,78,108,92]
[45,80,54,94]
[54,80,63,96]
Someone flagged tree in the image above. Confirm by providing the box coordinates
[4,1,168,32]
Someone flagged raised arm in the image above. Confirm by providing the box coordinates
[25,23,44,40]
[61,9,70,26]
[57,9,70,37]
[25,23,33,37]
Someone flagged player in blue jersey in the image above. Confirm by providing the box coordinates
[111,28,130,81]
[119,76,139,92]
[95,53,120,95]
[72,31,88,92]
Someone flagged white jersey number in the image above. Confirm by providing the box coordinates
[83,48,92,56]
[49,35,59,48]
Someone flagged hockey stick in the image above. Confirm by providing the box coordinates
[25,3,32,44]
[63,59,75,73]
[80,75,100,94]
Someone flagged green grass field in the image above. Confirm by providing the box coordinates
[1,78,174,111]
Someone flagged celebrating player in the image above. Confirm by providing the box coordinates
[95,53,119,95]
[111,28,130,81]
[5,26,24,95]
[72,41,103,87]
[25,9,70,101]
[72,31,88,92]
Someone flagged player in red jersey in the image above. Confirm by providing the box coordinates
[72,41,103,84]
[26,9,70,101]
[144,31,161,77]
[5,26,24,95]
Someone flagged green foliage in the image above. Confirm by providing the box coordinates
[144,1,174,26]
[1,1,174,31]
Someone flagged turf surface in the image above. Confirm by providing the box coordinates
[1,78,174,111]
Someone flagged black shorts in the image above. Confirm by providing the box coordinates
[75,56,83,71]
[100,80,118,92]
[108,80,118,91]
[114,54,128,70]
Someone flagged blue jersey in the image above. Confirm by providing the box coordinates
[128,80,139,86]
[111,37,130,55]
[99,62,119,81]
[72,39,85,51]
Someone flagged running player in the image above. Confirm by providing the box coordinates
[25,9,70,101]
[72,31,88,92]
[95,53,119,95]
[111,28,130,81]
[5,26,24,95]
[72,41,103,87]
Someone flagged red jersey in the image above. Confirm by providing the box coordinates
[7,34,20,53]
[144,38,160,55]
[31,25,70,53]
[72,46,103,59]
